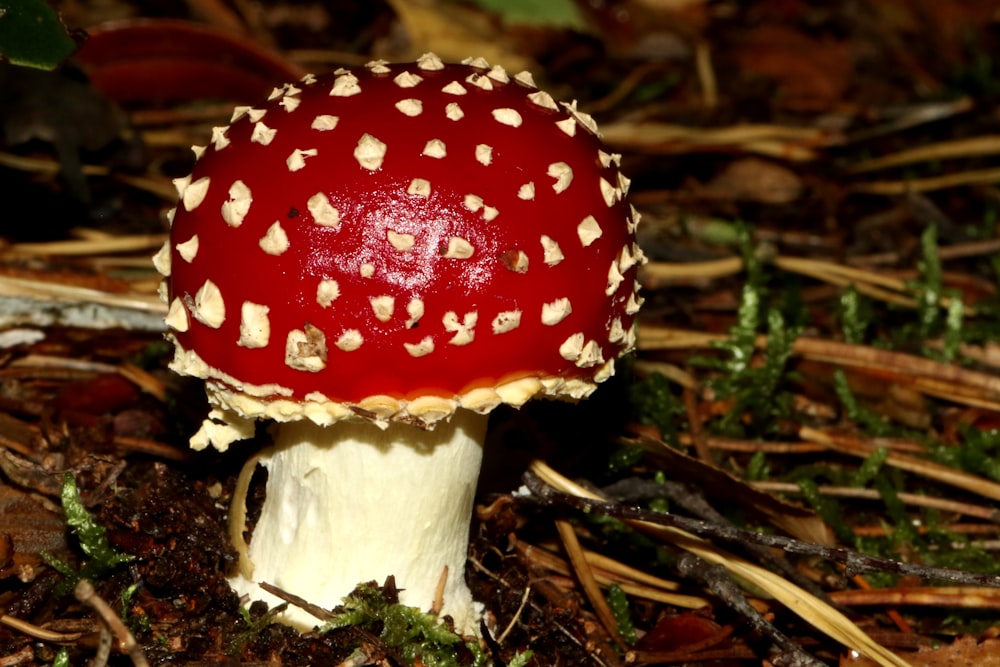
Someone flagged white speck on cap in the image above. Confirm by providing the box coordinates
[527,91,557,110]
[176,235,199,263]
[492,108,522,127]
[408,178,431,197]
[394,71,423,88]
[307,192,340,227]
[443,237,474,259]
[555,118,576,136]
[563,100,599,135]
[370,295,395,322]
[229,105,250,122]
[285,326,327,371]
[577,216,603,247]
[609,318,626,344]
[177,176,210,211]
[464,194,483,213]
[446,103,464,121]
[259,221,290,255]
[221,180,252,227]
[330,72,361,97]
[280,96,301,112]
[442,81,467,95]
[576,340,605,368]
[559,333,585,362]
[475,144,493,165]
[518,183,535,200]
[547,162,573,193]
[211,126,230,151]
[246,108,267,123]
[287,148,318,172]
[422,139,447,158]
[251,121,276,145]
[486,65,509,83]
[540,235,564,266]
[466,73,493,91]
[463,56,490,69]
[192,280,225,329]
[404,337,435,357]
[618,171,631,194]
[335,329,364,351]
[606,260,624,296]
[387,230,416,251]
[152,241,171,277]
[514,71,536,87]
[311,115,339,131]
[316,279,340,307]
[165,297,189,332]
[600,177,619,207]
[354,134,387,170]
[395,99,423,117]
[492,310,522,334]
[238,302,270,348]
[417,52,445,70]
[406,298,425,326]
[626,289,643,315]
[365,59,391,74]
[541,298,572,325]
[443,311,478,345]
[502,249,529,273]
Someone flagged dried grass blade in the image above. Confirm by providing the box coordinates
[849,136,1000,173]
[0,275,166,314]
[529,460,912,667]
[800,427,1000,502]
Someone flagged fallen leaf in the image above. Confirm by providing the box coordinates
[383,0,536,73]
[700,156,804,204]
[732,24,852,110]
[0,482,67,581]
[843,635,1000,667]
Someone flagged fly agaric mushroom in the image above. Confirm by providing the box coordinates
[155,53,643,633]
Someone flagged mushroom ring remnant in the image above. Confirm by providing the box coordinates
[156,53,643,633]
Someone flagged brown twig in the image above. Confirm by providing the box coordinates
[74,579,149,667]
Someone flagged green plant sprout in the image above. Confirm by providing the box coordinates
[605,584,637,646]
[42,473,133,594]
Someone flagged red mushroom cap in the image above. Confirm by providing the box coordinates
[157,54,643,430]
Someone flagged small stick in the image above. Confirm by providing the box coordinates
[429,565,448,617]
[495,584,531,645]
[74,579,149,667]
[0,613,84,642]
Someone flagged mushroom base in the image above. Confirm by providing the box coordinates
[228,409,488,634]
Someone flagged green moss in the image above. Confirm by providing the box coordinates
[605,585,637,646]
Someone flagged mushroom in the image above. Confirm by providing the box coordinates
[156,53,643,634]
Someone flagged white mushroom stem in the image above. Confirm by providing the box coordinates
[228,409,488,634]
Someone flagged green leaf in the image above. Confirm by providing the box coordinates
[466,0,587,30]
[0,0,77,69]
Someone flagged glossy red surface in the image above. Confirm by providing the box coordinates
[167,59,640,406]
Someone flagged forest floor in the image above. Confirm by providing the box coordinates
[2,1,1000,665]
